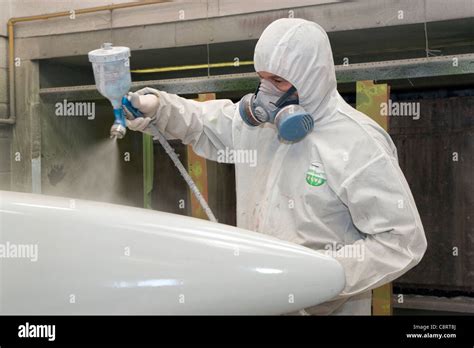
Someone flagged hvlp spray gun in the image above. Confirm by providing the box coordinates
[88,43,217,223]
[88,43,130,139]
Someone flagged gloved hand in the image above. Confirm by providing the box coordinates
[123,87,160,132]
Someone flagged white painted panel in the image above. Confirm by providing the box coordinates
[0,190,345,314]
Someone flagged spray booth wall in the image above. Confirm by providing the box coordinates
[390,91,474,296]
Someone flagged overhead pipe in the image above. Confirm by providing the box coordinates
[0,20,15,125]
[0,0,171,126]
[131,61,255,74]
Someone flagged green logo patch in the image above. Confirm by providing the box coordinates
[306,162,327,187]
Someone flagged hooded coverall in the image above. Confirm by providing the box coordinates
[130,18,427,315]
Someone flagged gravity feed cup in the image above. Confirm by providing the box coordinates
[88,43,131,139]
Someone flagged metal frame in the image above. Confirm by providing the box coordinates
[393,294,474,314]
[337,54,474,83]
[39,73,258,102]
[39,54,474,102]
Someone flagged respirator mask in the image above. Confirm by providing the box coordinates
[238,79,314,142]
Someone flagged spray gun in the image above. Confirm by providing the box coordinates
[88,43,131,139]
[88,43,217,223]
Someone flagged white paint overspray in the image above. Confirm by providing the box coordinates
[73,139,121,202]
[47,138,126,205]
[0,190,346,315]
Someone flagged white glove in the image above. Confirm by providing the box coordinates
[123,87,160,132]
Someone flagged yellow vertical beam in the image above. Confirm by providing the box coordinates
[187,93,215,220]
[356,80,389,131]
[372,283,393,315]
[356,80,393,316]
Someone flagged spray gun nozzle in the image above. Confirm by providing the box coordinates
[110,108,127,139]
[110,123,126,139]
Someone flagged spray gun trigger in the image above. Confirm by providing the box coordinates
[122,95,143,119]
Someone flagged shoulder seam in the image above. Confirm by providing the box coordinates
[337,153,386,195]
[336,103,389,156]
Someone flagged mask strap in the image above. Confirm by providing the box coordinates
[273,86,297,108]
[254,82,261,96]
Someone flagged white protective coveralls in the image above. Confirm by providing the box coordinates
[132,18,427,315]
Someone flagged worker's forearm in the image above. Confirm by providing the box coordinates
[317,221,426,299]
[148,90,236,160]
[320,155,427,299]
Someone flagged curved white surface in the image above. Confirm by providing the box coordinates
[0,191,345,315]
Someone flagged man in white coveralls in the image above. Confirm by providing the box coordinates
[124,18,427,315]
